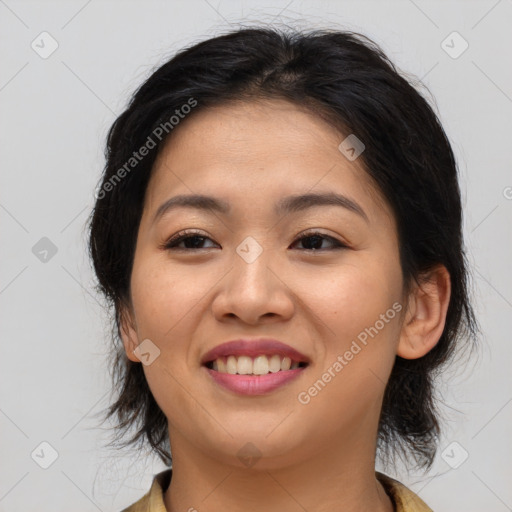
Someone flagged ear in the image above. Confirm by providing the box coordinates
[397,264,451,360]
[119,302,140,363]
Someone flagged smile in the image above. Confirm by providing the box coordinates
[204,354,308,375]
[203,356,309,395]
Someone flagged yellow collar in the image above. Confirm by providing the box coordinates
[121,469,433,511]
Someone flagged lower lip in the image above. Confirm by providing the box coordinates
[204,367,306,395]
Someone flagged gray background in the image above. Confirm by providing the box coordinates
[1,0,511,510]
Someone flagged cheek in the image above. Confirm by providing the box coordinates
[306,259,402,341]
[296,266,402,428]
[129,257,206,420]
[130,255,209,339]
[303,256,403,405]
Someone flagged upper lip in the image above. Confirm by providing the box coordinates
[201,338,311,365]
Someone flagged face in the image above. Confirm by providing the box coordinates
[121,98,407,469]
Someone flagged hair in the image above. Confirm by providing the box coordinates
[87,26,478,471]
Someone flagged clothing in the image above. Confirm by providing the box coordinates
[121,469,433,511]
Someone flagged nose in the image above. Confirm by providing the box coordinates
[211,240,295,325]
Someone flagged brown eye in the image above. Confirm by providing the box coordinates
[291,232,347,251]
[163,230,218,250]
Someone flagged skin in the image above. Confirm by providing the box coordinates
[120,98,451,512]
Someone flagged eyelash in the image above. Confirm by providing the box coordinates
[161,229,348,252]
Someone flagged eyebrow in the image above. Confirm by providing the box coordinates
[152,192,369,224]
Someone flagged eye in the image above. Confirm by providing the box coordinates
[162,230,219,250]
[290,231,348,251]
[162,229,348,252]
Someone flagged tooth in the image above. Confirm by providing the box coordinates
[253,355,270,375]
[213,355,300,374]
[237,355,253,375]
[226,355,238,374]
[269,354,281,373]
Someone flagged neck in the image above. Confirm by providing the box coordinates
[163,429,394,512]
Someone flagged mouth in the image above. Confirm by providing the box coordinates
[203,355,309,396]
[204,355,309,375]
[201,339,310,395]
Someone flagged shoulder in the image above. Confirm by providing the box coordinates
[376,472,433,512]
[120,469,172,512]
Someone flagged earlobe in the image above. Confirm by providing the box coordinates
[119,304,140,363]
[397,265,451,360]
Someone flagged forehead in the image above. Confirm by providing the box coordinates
[145,98,392,223]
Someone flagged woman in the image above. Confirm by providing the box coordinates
[88,26,477,512]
